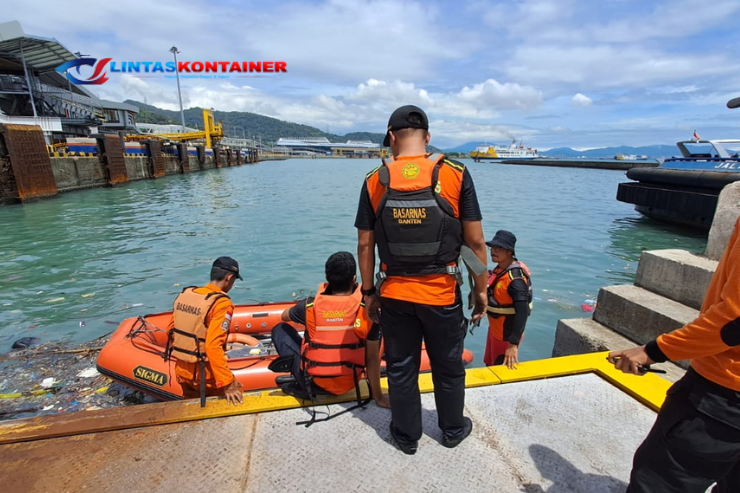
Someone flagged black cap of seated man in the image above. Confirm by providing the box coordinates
[213,256,243,280]
[383,105,429,147]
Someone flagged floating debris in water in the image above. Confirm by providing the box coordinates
[40,377,56,388]
[77,367,99,378]
[46,297,65,304]
[173,283,180,287]
[131,303,143,307]
[36,291,44,295]
[81,293,95,298]
[0,336,144,421]
[27,324,39,330]
[12,337,41,349]
[79,321,86,328]
[581,304,596,313]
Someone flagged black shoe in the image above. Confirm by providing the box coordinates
[442,417,473,448]
[281,382,310,400]
[389,423,418,455]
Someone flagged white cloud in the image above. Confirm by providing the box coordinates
[457,79,542,111]
[507,45,735,88]
[590,0,740,43]
[572,93,592,106]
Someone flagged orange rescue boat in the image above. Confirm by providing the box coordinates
[96,301,474,400]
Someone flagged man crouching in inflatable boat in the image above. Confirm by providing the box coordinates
[271,251,390,408]
[165,257,244,406]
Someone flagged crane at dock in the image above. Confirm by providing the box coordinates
[127,109,224,148]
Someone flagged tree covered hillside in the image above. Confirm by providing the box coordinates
[127,100,386,145]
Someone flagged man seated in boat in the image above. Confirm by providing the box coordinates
[165,256,244,406]
[271,251,390,408]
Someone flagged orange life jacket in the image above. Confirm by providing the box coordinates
[302,283,367,395]
[166,287,229,363]
[487,262,533,317]
[367,153,464,277]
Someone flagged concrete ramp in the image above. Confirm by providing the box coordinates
[0,353,669,493]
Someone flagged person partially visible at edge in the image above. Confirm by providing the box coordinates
[166,257,244,406]
[271,252,390,408]
[355,105,488,455]
[484,230,532,369]
[608,215,740,492]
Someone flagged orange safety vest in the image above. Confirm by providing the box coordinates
[487,262,533,340]
[366,153,464,278]
[302,283,369,395]
[166,287,229,363]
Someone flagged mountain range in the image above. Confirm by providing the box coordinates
[129,101,696,158]
[127,100,386,145]
[446,142,681,159]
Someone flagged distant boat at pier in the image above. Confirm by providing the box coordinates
[470,140,539,161]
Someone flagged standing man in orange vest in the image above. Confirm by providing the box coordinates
[355,105,488,454]
[271,251,389,408]
[484,230,533,369]
[608,216,740,492]
[166,256,244,406]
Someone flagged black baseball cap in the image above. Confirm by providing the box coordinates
[486,230,517,254]
[383,105,429,147]
[213,256,243,280]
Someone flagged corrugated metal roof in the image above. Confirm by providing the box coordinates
[0,21,76,72]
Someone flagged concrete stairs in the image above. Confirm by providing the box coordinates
[554,249,718,381]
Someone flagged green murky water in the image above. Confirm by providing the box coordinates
[0,159,707,366]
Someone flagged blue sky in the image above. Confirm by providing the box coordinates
[11,0,740,149]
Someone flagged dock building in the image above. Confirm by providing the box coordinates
[275,137,381,157]
[0,20,138,142]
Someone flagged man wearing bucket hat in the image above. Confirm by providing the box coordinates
[355,105,489,454]
[165,256,244,406]
[484,230,533,369]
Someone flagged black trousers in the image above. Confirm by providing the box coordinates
[271,322,305,388]
[380,295,467,442]
[627,369,740,493]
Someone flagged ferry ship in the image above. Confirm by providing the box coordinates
[469,140,539,161]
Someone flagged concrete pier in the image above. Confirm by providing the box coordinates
[0,124,260,204]
[0,353,670,493]
[499,158,658,170]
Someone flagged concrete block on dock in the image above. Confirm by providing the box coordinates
[635,249,716,310]
[554,317,687,379]
[554,317,636,356]
[593,284,699,345]
[706,181,740,260]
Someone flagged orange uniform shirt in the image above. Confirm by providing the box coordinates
[167,283,235,389]
[656,216,740,391]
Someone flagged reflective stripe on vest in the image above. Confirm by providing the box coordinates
[302,283,365,378]
[370,153,464,277]
[487,262,533,315]
[168,287,228,363]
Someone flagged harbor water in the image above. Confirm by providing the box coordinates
[0,159,707,366]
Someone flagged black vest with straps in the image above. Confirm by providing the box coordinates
[373,155,463,277]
